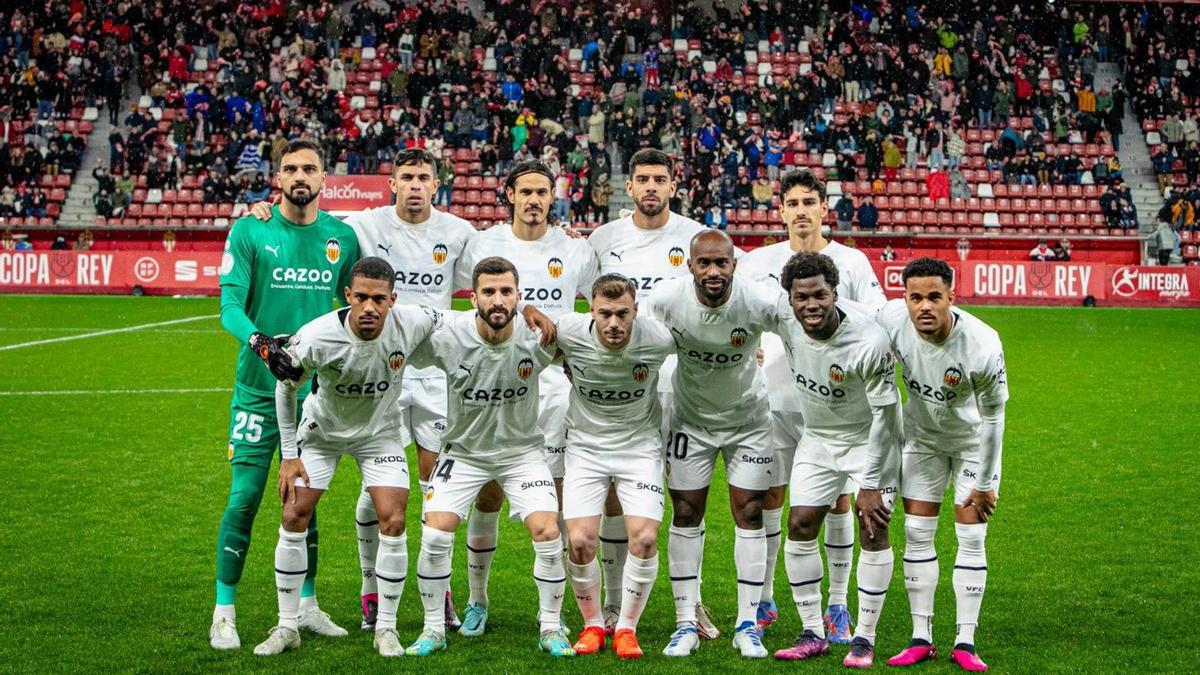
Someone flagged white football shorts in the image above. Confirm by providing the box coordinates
[562,443,665,521]
[900,439,1002,504]
[665,414,776,492]
[789,433,899,509]
[422,452,559,521]
[294,433,410,491]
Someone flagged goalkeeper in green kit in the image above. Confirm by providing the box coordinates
[209,140,361,650]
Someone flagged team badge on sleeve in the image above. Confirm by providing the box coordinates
[730,327,748,348]
[668,246,685,267]
[432,243,449,264]
[944,366,963,388]
[828,364,846,384]
[325,238,341,264]
[632,363,650,382]
[388,350,406,370]
[547,257,564,278]
[517,357,535,379]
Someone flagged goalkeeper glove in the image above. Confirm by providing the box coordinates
[249,332,303,382]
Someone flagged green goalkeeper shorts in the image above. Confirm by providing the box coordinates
[225,386,306,468]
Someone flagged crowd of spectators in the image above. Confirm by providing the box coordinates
[1,2,117,214]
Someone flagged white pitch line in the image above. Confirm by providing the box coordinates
[0,387,229,396]
[0,314,217,351]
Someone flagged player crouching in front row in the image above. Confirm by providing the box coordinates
[557,274,676,659]
[405,256,573,658]
[254,257,442,657]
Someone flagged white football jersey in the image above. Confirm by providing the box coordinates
[774,301,898,448]
[876,299,1009,452]
[643,275,780,430]
[587,212,707,294]
[288,304,441,443]
[457,223,600,398]
[556,312,675,451]
[456,223,600,320]
[410,310,557,464]
[346,206,476,380]
[743,239,887,412]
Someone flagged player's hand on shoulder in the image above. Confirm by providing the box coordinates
[278,458,309,504]
[561,223,583,239]
[249,199,275,221]
[522,305,557,346]
[250,332,304,382]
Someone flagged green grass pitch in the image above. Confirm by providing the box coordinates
[0,295,1195,673]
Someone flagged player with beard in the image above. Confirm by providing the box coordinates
[210,140,359,649]
[404,257,572,658]
[451,161,600,637]
[741,169,886,639]
[643,230,783,659]
[585,148,721,639]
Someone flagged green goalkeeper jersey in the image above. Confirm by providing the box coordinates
[219,205,360,396]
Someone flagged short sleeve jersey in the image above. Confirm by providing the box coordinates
[346,205,476,379]
[643,275,780,429]
[555,313,675,451]
[410,311,557,464]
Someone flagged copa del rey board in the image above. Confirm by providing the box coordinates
[1,249,1197,307]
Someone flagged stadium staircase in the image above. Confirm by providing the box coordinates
[56,81,135,230]
[1095,63,1161,236]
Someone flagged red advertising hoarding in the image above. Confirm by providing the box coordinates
[319,175,393,210]
[0,250,224,295]
[871,260,1200,307]
[1,250,1198,307]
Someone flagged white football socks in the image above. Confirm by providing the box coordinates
[532,539,567,633]
[824,510,854,607]
[784,538,825,637]
[355,488,379,598]
[465,509,499,607]
[567,557,604,628]
[417,525,454,634]
[668,524,703,624]
[855,547,894,644]
[599,515,629,612]
[274,527,308,631]
[761,507,783,604]
[618,553,658,631]
[374,532,408,632]
[733,526,767,626]
[953,523,988,646]
[903,515,940,643]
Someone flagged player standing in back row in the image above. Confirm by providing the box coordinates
[249,151,554,633]
[586,148,719,639]
[210,139,358,649]
[741,169,886,639]
[878,258,1007,673]
[451,160,600,636]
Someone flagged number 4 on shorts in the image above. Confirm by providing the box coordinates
[434,458,455,482]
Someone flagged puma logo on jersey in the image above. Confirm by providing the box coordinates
[457,363,474,376]
[223,546,245,559]
[609,250,624,262]
[377,243,392,254]
[263,244,280,257]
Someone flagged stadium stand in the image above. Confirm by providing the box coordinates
[1,0,1182,262]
